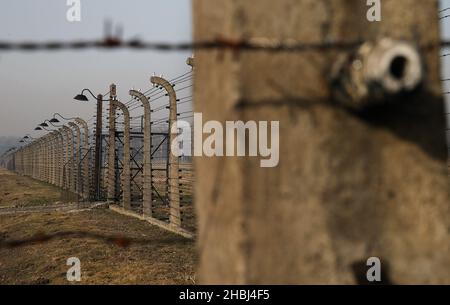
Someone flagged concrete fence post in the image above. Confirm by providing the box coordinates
[46,135,51,182]
[75,118,90,200]
[39,138,44,180]
[150,76,181,228]
[30,144,34,176]
[42,135,48,182]
[107,98,117,203]
[187,57,195,68]
[111,99,131,210]
[32,141,37,179]
[26,146,31,176]
[46,135,51,183]
[33,141,38,179]
[61,126,74,191]
[16,148,21,175]
[130,90,152,216]
[50,132,57,185]
[36,140,41,179]
[69,122,81,195]
[22,146,27,175]
[57,128,65,188]
[43,136,49,182]
[39,139,44,181]
[24,146,29,176]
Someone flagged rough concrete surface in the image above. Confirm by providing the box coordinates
[193,0,450,284]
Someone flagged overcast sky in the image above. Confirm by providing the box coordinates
[0,0,192,137]
[0,1,449,142]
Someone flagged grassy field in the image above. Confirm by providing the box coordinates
[0,168,197,284]
[0,169,61,208]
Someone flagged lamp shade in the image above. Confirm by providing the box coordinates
[74,94,89,101]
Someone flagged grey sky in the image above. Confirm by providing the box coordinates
[0,0,192,137]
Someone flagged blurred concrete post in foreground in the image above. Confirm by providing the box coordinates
[193,0,450,284]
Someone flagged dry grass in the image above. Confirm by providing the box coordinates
[0,169,197,285]
[0,168,61,208]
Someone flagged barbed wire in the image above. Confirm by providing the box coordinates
[0,37,360,52]
[0,36,447,53]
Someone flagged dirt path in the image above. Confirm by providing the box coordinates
[0,169,197,284]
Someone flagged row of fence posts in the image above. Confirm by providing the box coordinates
[0,57,195,233]
[2,119,90,201]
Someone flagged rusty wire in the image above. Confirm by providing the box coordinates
[0,37,360,52]
[0,36,447,53]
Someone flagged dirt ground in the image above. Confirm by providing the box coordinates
[0,169,197,285]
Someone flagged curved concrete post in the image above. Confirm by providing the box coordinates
[27,145,32,176]
[24,146,29,176]
[107,102,117,202]
[26,145,31,176]
[75,118,90,200]
[22,148,26,175]
[47,133,55,184]
[22,145,26,175]
[53,129,64,187]
[32,141,37,179]
[37,140,42,179]
[21,148,25,175]
[31,143,35,178]
[111,99,131,209]
[40,137,45,181]
[47,135,53,183]
[130,90,152,216]
[46,134,53,183]
[27,143,32,177]
[52,132,60,185]
[69,122,82,196]
[35,140,42,179]
[43,136,50,182]
[44,136,50,182]
[18,148,22,174]
[21,146,26,175]
[61,126,74,192]
[36,140,41,179]
[15,148,21,175]
[150,76,181,227]
[39,138,45,181]
[37,140,41,180]
[20,148,24,175]
[27,145,32,177]
[33,140,39,179]
[50,132,58,185]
